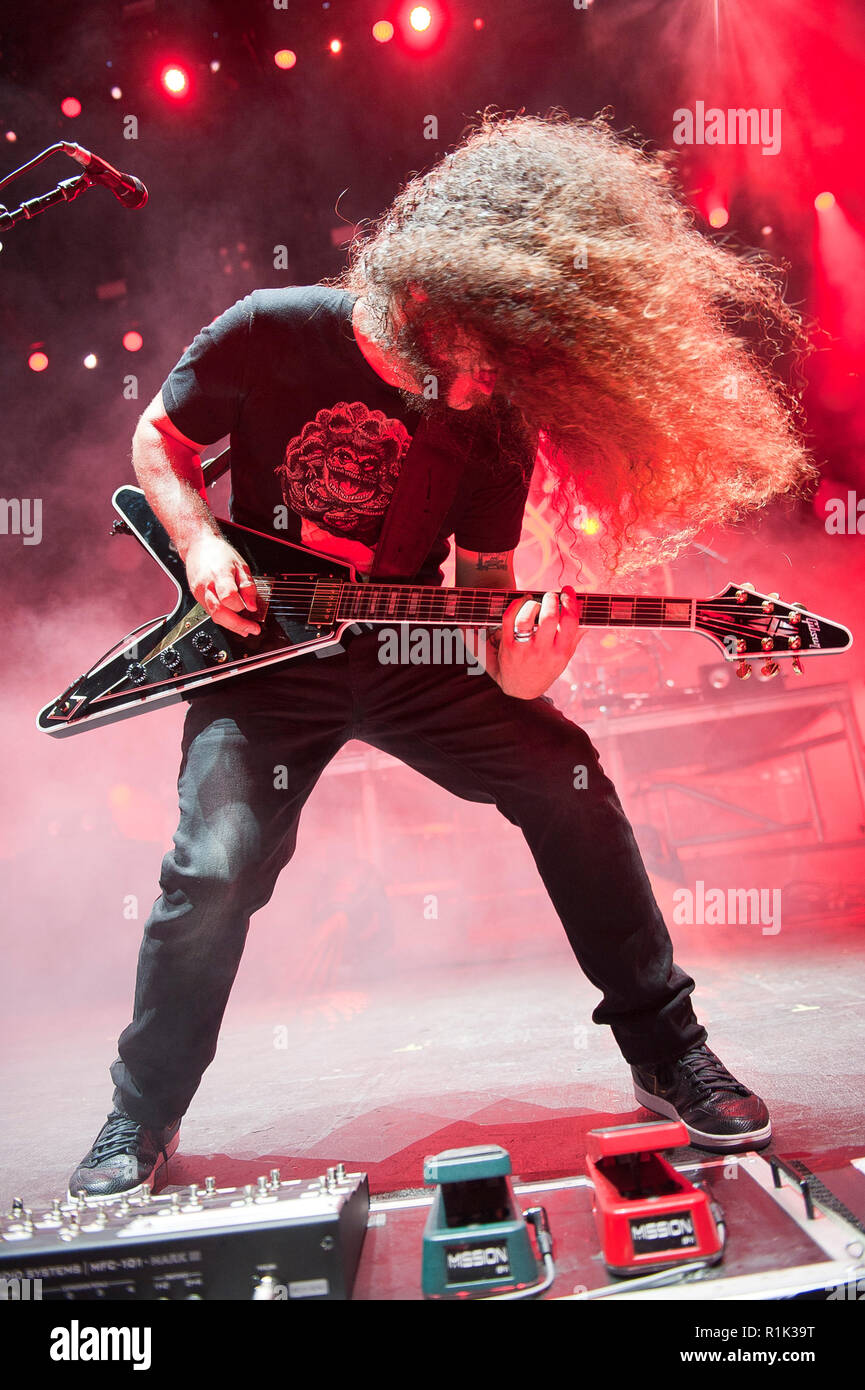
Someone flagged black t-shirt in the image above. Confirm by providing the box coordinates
[161,286,532,585]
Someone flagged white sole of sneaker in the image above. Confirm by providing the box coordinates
[633,1084,772,1152]
[66,1127,181,1203]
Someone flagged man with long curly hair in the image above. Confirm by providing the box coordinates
[70,113,814,1199]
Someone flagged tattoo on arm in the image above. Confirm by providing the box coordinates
[475,552,510,571]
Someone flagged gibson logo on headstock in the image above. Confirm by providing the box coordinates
[805,616,821,647]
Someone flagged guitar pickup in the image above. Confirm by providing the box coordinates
[309,579,342,626]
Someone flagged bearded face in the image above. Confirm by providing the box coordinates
[278,401,411,544]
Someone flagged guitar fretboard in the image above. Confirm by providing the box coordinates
[323,584,695,629]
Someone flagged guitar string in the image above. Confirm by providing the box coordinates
[251,577,794,603]
[261,603,797,626]
[255,611,806,652]
[228,578,812,631]
[255,591,798,614]
[253,586,802,617]
[260,606,797,629]
[251,577,798,602]
[254,582,775,605]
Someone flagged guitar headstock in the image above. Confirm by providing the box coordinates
[695,582,853,680]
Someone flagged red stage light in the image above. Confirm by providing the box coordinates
[372,20,394,42]
[161,65,189,97]
[329,38,343,54]
[28,351,49,372]
[123,331,143,353]
[473,16,484,28]
[815,191,836,212]
[399,3,444,49]
[709,207,729,228]
[5,130,16,142]
[61,97,82,118]
[274,49,297,69]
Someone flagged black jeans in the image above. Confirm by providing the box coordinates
[110,629,706,1126]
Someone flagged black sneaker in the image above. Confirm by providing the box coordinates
[631,1044,772,1153]
[68,1109,181,1199]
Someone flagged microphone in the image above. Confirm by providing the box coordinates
[60,143,148,210]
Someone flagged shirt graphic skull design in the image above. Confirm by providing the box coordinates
[277,401,411,570]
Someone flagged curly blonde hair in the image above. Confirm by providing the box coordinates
[339,110,817,576]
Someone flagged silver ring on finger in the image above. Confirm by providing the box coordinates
[513,629,534,643]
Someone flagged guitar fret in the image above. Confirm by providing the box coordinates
[610,598,634,622]
[662,599,692,625]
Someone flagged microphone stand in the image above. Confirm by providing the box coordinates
[0,142,119,235]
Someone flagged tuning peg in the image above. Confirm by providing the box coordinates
[791,657,804,675]
[761,660,780,678]
[788,604,802,626]
[736,661,752,680]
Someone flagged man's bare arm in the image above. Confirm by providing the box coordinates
[454,546,516,589]
[132,390,259,636]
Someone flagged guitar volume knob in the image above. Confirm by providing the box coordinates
[160,648,182,672]
[192,631,215,656]
[126,662,147,685]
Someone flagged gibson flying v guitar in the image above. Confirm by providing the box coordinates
[37,486,854,737]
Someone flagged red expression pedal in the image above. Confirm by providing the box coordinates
[586,1121,724,1276]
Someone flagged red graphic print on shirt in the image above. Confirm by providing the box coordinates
[277,401,411,546]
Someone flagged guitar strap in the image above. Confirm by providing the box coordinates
[369,413,468,583]
[203,420,466,583]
